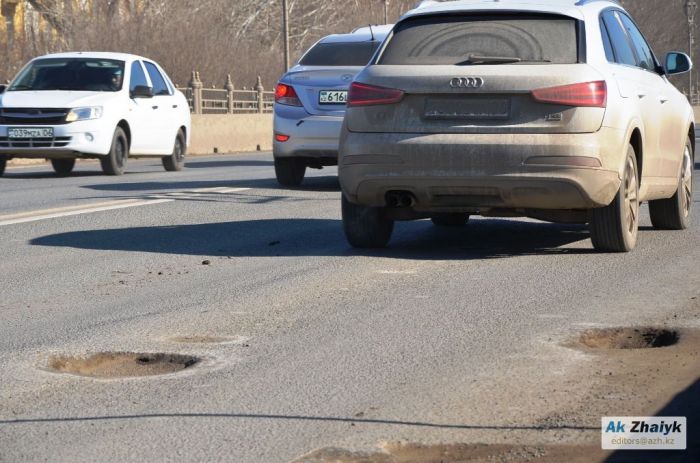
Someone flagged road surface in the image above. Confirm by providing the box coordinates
[0,154,698,462]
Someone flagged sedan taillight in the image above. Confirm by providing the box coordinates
[531,81,607,108]
[275,83,302,107]
[347,82,405,107]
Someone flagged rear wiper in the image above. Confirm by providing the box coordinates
[456,55,551,65]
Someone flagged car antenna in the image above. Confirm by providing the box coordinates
[368,24,375,41]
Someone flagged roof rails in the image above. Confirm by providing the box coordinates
[414,0,621,6]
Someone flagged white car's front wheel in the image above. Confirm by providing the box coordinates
[162,130,186,172]
[101,127,128,176]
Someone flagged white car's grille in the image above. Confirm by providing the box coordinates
[0,136,72,148]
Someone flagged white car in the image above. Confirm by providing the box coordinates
[0,52,191,176]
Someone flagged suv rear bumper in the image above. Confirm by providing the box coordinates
[339,130,624,210]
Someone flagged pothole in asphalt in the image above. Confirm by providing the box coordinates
[293,443,606,463]
[47,352,201,378]
[168,335,246,345]
[578,327,679,350]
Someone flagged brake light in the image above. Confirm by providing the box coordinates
[347,82,404,107]
[275,83,302,107]
[275,133,290,142]
[532,81,607,108]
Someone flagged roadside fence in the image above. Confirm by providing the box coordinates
[176,72,275,115]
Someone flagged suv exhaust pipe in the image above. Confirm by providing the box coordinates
[386,191,416,208]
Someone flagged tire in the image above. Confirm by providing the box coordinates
[101,127,128,176]
[342,194,394,248]
[649,138,693,230]
[0,157,6,176]
[274,157,306,187]
[162,131,186,172]
[589,144,640,252]
[431,214,470,227]
[51,158,75,176]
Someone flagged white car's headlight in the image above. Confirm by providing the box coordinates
[65,106,103,122]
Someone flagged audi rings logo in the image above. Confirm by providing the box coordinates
[450,77,485,89]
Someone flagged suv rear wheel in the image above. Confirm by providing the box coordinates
[101,127,128,176]
[51,159,75,176]
[163,130,186,172]
[274,157,306,187]
[649,138,693,230]
[0,157,6,176]
[342,195,394,248]
[589,145,639,252]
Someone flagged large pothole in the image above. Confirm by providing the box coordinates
[578,327,679,350]
[48,352,201,378]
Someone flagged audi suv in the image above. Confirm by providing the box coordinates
[339,0,695,252]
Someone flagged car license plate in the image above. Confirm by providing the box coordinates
[319,90,348,105]
[8,127,54,139]
[424,98,511,121]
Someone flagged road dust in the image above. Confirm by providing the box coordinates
[293,442,607,463]
[578,327,679,349]
[47,352,200,378]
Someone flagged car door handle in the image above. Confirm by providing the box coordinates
[637,89,647,99]
[659,95,669,104]
[152,105,159,110]
[172,104,178,108]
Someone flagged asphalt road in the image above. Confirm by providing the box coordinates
[0,154,699,462]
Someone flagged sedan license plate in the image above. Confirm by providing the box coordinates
[319,90,347,105]
[8,127,54,139]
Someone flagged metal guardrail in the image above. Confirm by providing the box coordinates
[176,72,274,115]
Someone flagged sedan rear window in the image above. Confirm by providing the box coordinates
[379,15,578,65]
[299,42,382,66]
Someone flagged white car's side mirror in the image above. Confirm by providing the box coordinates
[665,52,693,76]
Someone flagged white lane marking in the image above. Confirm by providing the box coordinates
[0,199,174,226]
[0,187,252,227]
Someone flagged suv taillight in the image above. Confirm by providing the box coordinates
[347,82,405,107]
[275,83,302,107]
[532,81,607,108]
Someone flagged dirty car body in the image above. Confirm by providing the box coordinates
[338,0,695,252]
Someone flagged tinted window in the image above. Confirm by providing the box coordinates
[9,58,124,92]
[130,61,148,92]
[299,42,381,66]
[144,62,170,95]
[379,15,578,65]
[618,13,656,71]
[600,19,616,62]
[601,12,637,66]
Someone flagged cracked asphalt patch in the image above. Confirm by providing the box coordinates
[292,442,606,463]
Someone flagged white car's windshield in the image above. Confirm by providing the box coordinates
[9,58,125,92]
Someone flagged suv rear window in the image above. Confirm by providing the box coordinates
[299,42,381,66]
[379,15,579,65]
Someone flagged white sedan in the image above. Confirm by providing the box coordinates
[0,52,191,176]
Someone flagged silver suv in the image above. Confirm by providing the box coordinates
[338,0,695,252]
